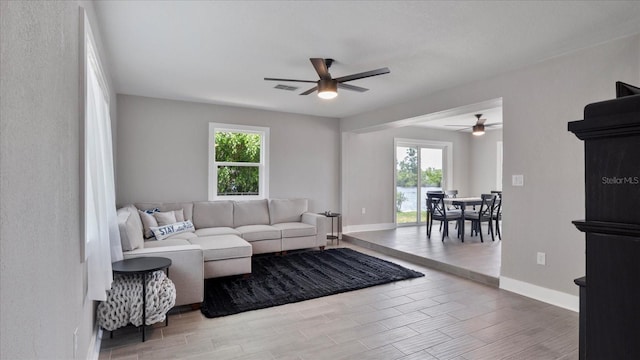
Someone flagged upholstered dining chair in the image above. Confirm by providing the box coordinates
[464,193,497,242]
[427,193,462,242]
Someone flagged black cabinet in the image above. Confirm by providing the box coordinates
[568,84,640,359]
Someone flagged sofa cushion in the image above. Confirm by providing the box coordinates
[150,220,196,241]
[236,224,281,242]
[195,227,241,237]
[143,238,192,248]
[188,235,252,261]
[268,199,308,225]
[166,231,198,241]
[234,200,270,227]
[153,211,177,226]
[116,206,145,251]
[272,222,316,238]
[193,201,234,229]
[136,202,194,222]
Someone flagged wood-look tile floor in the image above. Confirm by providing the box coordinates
[343,223,501,287]
[99,243,578,360]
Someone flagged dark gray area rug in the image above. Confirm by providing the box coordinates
[201,247,424,318]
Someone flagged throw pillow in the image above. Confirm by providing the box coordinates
[138,208,160,239]
[269,198,308,224]
[173,209,185,222]
[153,211,177,226]
[117,206,145,251]
[150,220,195,241]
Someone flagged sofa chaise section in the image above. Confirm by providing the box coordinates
[188,235,252,278]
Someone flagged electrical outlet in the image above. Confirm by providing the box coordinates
[537,252,546,265]
[512,174,524,186]
[361,207,366,215]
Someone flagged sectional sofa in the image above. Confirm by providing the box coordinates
[116,198,328,307]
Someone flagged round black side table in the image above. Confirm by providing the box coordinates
[111,257,172,342]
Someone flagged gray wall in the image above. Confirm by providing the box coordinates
[469,129,503,195]
[342,34,640,296]
[342,126,471,228]
[116,95,341,212]
[1,1,115,359]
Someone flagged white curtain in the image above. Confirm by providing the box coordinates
[85,33,123,301]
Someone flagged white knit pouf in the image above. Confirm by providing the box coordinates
[97,270,176,331]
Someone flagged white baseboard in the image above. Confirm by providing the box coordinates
[500,276,579,312]
[87,325,102,360]
[343,223,396,234]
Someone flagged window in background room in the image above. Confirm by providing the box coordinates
[209,123,269,200]
[395,139,452,226]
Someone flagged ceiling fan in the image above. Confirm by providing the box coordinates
[264,58,390,99]
[447,114,502,136]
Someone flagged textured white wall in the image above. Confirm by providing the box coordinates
[1,1,114,359]
[115,95,340,212]
[342,34,640,296]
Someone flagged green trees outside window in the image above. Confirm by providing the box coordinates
[396,148,442,188]
[215,131,261,195]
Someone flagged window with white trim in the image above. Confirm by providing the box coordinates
[208,123,269,200]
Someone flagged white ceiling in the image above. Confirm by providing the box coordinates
[94,1,640,120]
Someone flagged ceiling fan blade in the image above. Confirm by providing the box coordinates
[485,123,503,127]
[335,67,390,83]
[445,124,470,127]
[478,118,487,125]
[264,77,317,84]
[310,58,330,79]
[338,83,368,92]
[299,86,318,96]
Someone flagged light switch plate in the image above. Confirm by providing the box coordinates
[537,252,546,265]
[512,174,524,186]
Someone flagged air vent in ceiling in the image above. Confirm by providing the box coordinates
[274,84,299,91]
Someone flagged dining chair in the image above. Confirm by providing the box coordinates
[490,193,502,240]
[444,190,460,229]
[425,190,444,227]
[464,193,497,242]
[427,193,462,242]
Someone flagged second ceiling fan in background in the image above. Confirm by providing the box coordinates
[447,114,502,136]
[265,58,390,99]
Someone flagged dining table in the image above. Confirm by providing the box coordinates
[443,197,482,241]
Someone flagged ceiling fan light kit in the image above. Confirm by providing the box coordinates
[472,124,485,136]
[265,58,390,100]
[317,78,338,99]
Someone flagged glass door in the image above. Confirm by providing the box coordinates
[396,144,444,225]
[396,146,419,225]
